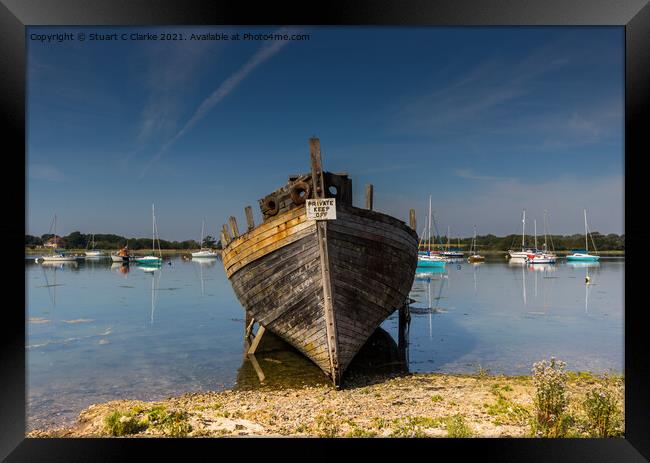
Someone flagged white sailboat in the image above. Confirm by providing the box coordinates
[134,204,163,266]
[417,195,446,267]
[40,214,78,262]
[566,209,600,262]
[85,233,106,258]
[467,225,485,263]
[508,209,535,259]
[440,225,464,258]
[527,211,557,264]
[191,219,219,258]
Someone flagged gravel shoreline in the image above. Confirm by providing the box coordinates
[27,371,623,438]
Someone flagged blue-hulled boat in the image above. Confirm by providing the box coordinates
[417,195,446,268]
[566,209,600,262]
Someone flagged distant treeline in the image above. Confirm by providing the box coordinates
[25,231,221,250]
[420,232,624,251]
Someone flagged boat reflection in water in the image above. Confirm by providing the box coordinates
[193,258,216,296]
[110,262,130,275]
[40,260,78,269]
[235,327,408,390]
[566,261,601,269]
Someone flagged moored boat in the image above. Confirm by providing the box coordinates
[110,244,132,262]
[221,138,418,386]
[507,209,534,260]
[85,234,106,258]
[133,204,163,266]
[566,209,600,262]
[191,219,220,258]
[467,226,485,263]
[417,196,446,268]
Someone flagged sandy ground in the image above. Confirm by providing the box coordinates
[27,371,623,438]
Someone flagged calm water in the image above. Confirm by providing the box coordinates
[26,255,624,430]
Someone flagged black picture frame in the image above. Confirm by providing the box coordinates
[2,0,648,461]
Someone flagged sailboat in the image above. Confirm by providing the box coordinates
[440,225,464,258]
[40,214,78,262]
[527,217,557,264]
[467,225,485,263]
[134,204,163,266]
[85,233,106,258]
[507,209,535,260]
[417,195,446,268]
[191,219,219,258]
[566,209,600,262]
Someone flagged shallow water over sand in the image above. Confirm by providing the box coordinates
[26,255,623,431]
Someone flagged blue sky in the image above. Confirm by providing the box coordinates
[27,27,624,241]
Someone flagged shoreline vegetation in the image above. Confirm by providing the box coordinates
[24,248,624,256]
[29,365,624,438]
[25,231,624,253]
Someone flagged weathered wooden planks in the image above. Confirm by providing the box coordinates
[222,139,418,385]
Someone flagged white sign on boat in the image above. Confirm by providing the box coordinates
[306,198,337,220]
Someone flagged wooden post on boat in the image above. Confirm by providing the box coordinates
[409,209,416,231]
[245,206,255,231]
[228,216,240,238]
[365,184,374,210]
[398,299,411,367]
[222,224,231,245]
[310,137,341,386]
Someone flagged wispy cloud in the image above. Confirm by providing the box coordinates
[454,169,514,182]
[139,29,293,177]
[29,164,65,182]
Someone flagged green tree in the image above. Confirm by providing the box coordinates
[202,235,216,248]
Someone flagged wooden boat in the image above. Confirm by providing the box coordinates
[110,245,131,262]
[221,138,418,386]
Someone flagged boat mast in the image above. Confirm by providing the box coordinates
[522,209,526,250]
[200,219,205,250]
[584,208,588,253]
[447,226,450,252]
[152,204,155,254]
[53,213,57,253]
[428,195,432,254]
[542,212,546,251]
[534,220,537,250]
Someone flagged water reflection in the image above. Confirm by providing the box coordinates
[110,262,130,275]
[236,327,407,389]
[193,258,216,296]
[25,254,624,431]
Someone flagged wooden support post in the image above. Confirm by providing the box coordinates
[398,300,411,368]
[220,230,227,248]
[228,216,240,238]
[222,224,231,245]
[310,137,341,386]
[245,206,255,231]
[409,209,416,231]
[245,315,255,341]
[248,325,266,354]
[247,353,266,383]
[365,184,374,210]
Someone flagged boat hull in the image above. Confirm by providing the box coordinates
[417,258,446,268]
[222,203,418,385]
[191,251,219,258]
[41,256,78,262]
[566,255,600,262]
